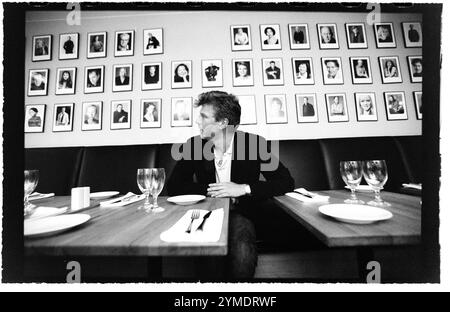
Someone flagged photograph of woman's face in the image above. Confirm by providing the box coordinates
[359,95,373,113]
[177,64,188,76]
[237,63,248,77]
[298,63,308,74]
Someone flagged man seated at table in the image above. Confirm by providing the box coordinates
[168,90,294,279]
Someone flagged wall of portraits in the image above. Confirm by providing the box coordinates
[24,10,422,148]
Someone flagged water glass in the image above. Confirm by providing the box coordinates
[339,160,364,204]
[363,160,391,207]
[137,168,165,213]
[24,169,39,216]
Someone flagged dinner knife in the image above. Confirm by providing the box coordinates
[196,210,212,231]
[293,190,313,198]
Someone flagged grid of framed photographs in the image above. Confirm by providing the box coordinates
[26,20,422,134]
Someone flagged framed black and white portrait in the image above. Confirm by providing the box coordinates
[325,93,349,122]
[237,95,257,125]
[262,58,284,86]
[52,103,74,132]
[110,100,131,129]
[171,60,192,89]
[260,24,281,50]
[232,59,254,87]
[55,67,76,95]
[25,104,46,133]
[87,31,106,58]
[112,64,133,92]
[407,56,423,83]
[202,59,223,88]
[59,33,78,60]
[384,91,407,120]
[295,94,318,123]
[288,24,310,50]
[402,22,422,48]
[379,56,402,84]
[171,97,192,127]
[374,23,396,48]
[350,57,372,84]
[345,23,368,49]
[141,98,162,128]
[142,62,162,90]
[413,91,422,120]
[115,30,134,57]
[292,57,314,85]
[81,101,102,131]
[355,92,378,121]
[231,25,252,51]
[317,23,339,49]
[143,28,163,55]
[28,69,49,96]
[321,57,344,85]
[265,94,288,124]
[32,35,52,61]
[84,65,104,93]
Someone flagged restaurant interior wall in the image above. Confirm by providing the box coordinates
[24,10,422,148]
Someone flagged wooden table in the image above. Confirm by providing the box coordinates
[25,196,230,257]
[273,190,421,281]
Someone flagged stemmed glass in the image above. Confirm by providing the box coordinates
[137,168,165,213]
[362,160,391,207]
[24,170,39,216]
[340,161,364,204]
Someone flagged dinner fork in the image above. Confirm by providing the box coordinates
[186,210,200,233]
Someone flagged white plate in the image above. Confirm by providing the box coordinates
[24,214,91,238]
[27,206,68,220]
[90,191,119,199]
[345,185,382,192]
[318,204,393,224]
[167,195,206,205]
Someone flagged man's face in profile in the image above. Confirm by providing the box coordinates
[29,109,37,117]
[321,27,332,43]
[196,104,221,140]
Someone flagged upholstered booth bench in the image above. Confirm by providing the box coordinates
[24,135,422,280]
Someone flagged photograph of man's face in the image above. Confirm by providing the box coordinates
[320,26,334,43]
[88,70,100,87]
[411,58,423,77]
[118,33,131,50]
[31,72,46,89]
[119,67,127,77]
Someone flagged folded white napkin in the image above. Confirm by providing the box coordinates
[160,208,224,243]
[100,192,145,207]
[286,188,330,203]
[27,206,68,220]
[29,192,55,201]
[402,183,422,190]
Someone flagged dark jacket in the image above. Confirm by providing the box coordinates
[167,131,294,204]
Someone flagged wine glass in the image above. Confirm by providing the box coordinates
[340,161,364,204]
[24,170,39,216]
[137,168,165,213]
[362,160,391,207]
